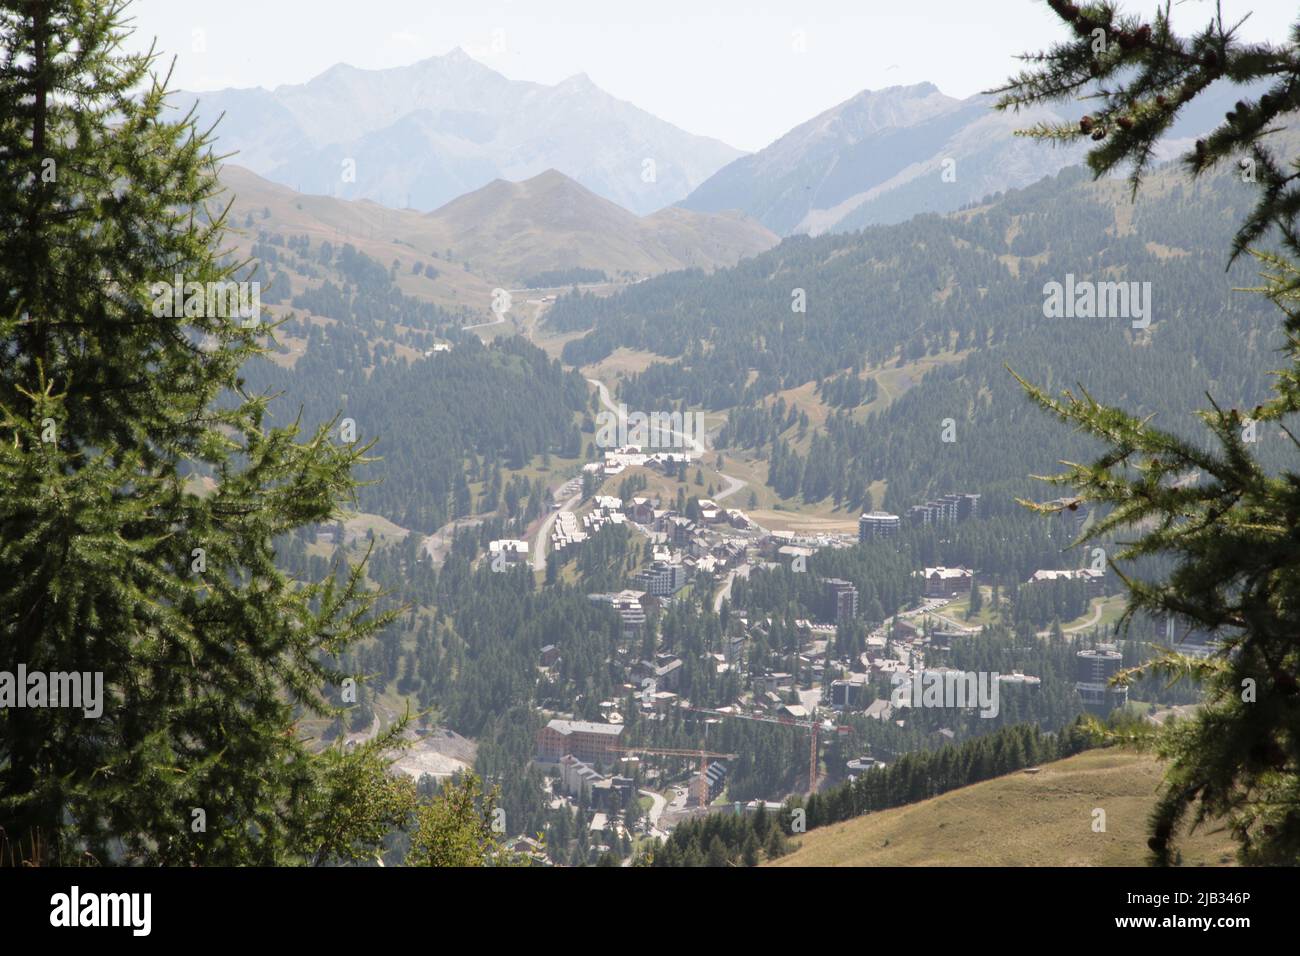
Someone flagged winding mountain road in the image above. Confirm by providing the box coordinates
[585,375,748,501]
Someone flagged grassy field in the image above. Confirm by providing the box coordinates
[936,591,1130,636]
[768,749,1237,867]
[936,586,1001,628]
[1087,594,1130,630]
[581,346,672,379]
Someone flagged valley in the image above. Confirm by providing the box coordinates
[221,92,1284,870]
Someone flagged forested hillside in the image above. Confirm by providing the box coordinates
[235,240,591,533]
[550,157,1294,511]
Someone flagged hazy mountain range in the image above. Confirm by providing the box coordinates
[682,80,1260,236]
[423,169,777,282]
[182,48,743,216]
[195,51,1262,247]
[220,164,776,310]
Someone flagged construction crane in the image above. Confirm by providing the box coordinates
[684,706,825,795]
[622,747,737,807]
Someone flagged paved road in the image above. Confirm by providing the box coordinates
[929,611,981,634]
[461,312,506,331]
[713,467,747,502]
[586,376,705,454]
[1037,598,1107,637]
[531,486,583,572]
[1065,601,1106,633]
[422,514,492,566]
[587,375,750,502]
[640,788,666,828]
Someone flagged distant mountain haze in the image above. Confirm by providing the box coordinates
[682,79,1267,236]
[423,169,777,281]
[219,164,776,305]
[679,83,1073,235]
[193,57,1262,244]
[183,48,744,215]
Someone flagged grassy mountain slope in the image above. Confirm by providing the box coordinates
[769,750,1237,867]
[221,164,776,317]
[425,169,777,282]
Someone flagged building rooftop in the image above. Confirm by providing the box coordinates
[922,566,971,579]
[546,719,625,737]
[1028,568,1104,583]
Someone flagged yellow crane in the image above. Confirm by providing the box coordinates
[685,706,824,795]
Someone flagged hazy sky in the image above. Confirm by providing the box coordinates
[125,0,1293,152]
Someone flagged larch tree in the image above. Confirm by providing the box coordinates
[993,1,1300,864]
[0,0,407,864]
[405,772,520,867]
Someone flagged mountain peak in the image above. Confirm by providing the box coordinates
[681,77,1080,236]
[847,81,948,105]
[187,52,744,216]
[895,81,942,97]
[530,168,579,186]
[439,46,484,68]
[414,163,774,283]
[409,46,490,73]
[313,61,358,81]
[559,72,597,90]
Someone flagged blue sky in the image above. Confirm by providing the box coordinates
[125,0,1294,152]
